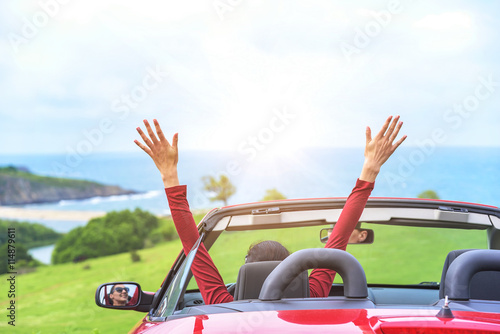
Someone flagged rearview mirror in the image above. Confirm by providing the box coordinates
[320,227,374,244]
[95,282,141,309]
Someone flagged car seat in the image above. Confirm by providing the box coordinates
[234,261,309,300]
[439,249,500,301]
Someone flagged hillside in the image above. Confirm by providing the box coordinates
[0,219,62,249]
[0,166,136,205]
[0,222,487,333]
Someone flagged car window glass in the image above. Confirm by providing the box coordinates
[153,233,204,317]
[187,226,325,290]
[187,224,487,290]
[347,224,487,285]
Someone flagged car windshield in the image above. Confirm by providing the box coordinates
[155,233,204,317]
[186,223,487,290]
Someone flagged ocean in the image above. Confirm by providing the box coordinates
[1,147,498,263]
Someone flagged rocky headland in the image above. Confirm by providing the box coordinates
[0,166,136,206]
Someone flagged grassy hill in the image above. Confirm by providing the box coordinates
[0,240,184,333]
[0,220,487,333]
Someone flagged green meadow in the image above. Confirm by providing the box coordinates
[0,217,487,334]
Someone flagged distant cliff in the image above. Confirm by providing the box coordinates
[0,166,136,206]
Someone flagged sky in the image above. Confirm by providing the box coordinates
[1,0,499,156]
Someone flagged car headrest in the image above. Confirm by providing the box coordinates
[440,249,500,301]
[234,261,309,300]
[259,248,367,301]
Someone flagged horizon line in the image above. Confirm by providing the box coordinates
[1,144,500,156]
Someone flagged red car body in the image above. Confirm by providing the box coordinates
[130,309,500,334]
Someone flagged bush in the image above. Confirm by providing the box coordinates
[0,220,61,249]
[0,243,41,274]
[130,250,141,262]
[418,190,440,199]
[261,188,287,201]
[157,218,178,241]
[52,208,160,264]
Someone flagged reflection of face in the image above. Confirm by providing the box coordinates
[348,229,368,244]
[110,284,129,306]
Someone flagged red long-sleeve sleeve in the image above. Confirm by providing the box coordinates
[308,178,374,297]
[165,178,373,304]
[165,186,234,304]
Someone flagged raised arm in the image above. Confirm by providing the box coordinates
[134,119,232,304]
[309,115,406,297]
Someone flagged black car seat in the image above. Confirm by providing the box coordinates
[234,261,309,300]
[439,249,500,301]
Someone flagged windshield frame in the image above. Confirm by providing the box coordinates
[151,232,205,318]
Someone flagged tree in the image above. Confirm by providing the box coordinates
[1,243,40,274]
[261,188,287,201]
[52,208,160,264]
[418,190,440,199]
[0,220,61,249]
[202,174,236,206]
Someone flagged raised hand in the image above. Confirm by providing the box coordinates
[360,115,407,182]
[134,119,180,187]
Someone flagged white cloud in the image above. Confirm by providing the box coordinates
[0,1,499,154]
[412,12,476,53]
[414,12,472,30]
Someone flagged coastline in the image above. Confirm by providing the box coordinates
[0,207,106,222]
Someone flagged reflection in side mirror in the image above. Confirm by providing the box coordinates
[95,282,141,309]
[319,227,374,244]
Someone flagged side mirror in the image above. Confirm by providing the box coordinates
[95,282,155,312]
[320,227,374,244]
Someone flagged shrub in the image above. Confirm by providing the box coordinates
[52,208,160,264]
[130,250,141,262]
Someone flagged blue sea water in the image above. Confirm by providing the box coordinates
[1,147,499,215]
[2,147,499,264]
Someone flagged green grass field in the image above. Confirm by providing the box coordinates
[0,220,487,333]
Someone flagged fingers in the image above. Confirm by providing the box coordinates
[385,115,400,139]
[172,133,178,149]
[392,134,407,151]
[371,115,406,152]
[134,139,153,158]
[365,126,372,146]
[144,120,160,144]
[388,119,403,143]
[153,119,169,143]
[136,126,154,149]
[376,115,403,145]
[136,119,177,154]
[375,116,393,139]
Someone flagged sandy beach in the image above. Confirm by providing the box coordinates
[0,207,106,221]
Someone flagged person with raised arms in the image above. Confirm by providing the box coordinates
[134,116,406,304]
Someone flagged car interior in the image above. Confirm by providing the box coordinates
[171,247,500,319]
[161,201,500,320]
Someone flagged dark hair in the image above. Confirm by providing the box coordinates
[246,240,290,263]
[108,293,114,305]
[108,285,119,306]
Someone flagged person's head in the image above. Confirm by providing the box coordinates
[109,284,130,306]
[348,228,368,244]
[245,240,290,263]
[326,222,369,244]
[348,222,369,244]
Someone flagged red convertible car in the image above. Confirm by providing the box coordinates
[96,197,500,333]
